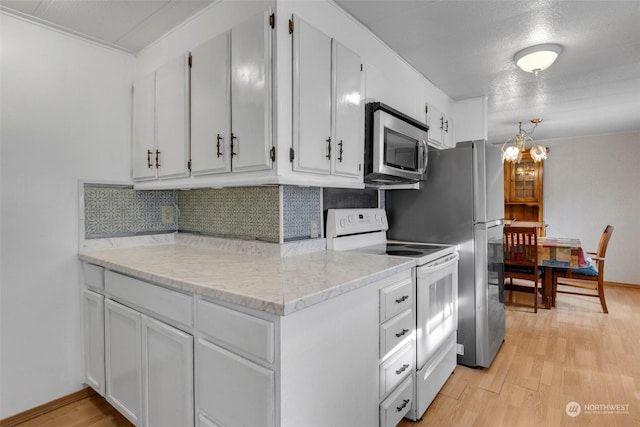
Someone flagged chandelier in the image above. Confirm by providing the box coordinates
[501,118,548,163]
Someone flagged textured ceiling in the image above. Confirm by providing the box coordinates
[336,0,640,143]
[0,0,214,52]
[2,0,639,143]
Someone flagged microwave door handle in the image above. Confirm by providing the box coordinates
[420,140,428,173]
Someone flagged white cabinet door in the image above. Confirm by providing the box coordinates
[230,9,273,172]
[156,54,190,179]
[292,15,332,175]
[426,103,444,148]
[197,338,274,427]
[142,316,194,427]
[191,32,231,175]
[133,72,157,180]
[83,289,105,396]
[331,40,363,178]
[105,299,142,425]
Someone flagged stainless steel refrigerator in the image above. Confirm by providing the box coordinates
[386,140,505,368]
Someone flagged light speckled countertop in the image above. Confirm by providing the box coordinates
[79,242,414,316]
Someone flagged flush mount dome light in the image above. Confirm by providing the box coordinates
[514,43,562,75]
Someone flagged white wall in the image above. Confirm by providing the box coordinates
[542,131,640,285]
[0,14,134,417]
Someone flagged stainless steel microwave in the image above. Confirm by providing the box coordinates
[364,102,429,185]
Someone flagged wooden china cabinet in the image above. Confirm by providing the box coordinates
[504,152,545,235]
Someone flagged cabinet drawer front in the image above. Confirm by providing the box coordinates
[379,343,413,399]
[105,270,193,329]
[415,338,457,419]
[83,263,105,291]
[197,299,274,364]
[380,376,413,427]
[379,277,413,323]
[379,309,414,359]
[197,339,275,427]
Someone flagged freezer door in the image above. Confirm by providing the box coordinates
[474,221,505,368]
[473,140,504,223]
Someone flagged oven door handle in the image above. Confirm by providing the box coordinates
[417,252,459,278]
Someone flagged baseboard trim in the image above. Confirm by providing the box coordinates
[0,387,96,427]
[605,281,640,289]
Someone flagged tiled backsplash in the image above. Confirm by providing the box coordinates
[282,186,322,241]
[84,184,323,243]
[84,185,177,238]
[178,187,280,242]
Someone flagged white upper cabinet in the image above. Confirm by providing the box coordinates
[190,32,231,175]
[132,72,156,181]
[230,9,273,173]
[426,103,454,149]
[292,15,363,180]
[331,39,363,177]
[133,54,190,181]
[292,16,332,175]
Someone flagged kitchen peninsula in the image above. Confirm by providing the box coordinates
[79,234,415,427]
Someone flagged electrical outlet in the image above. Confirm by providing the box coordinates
[310,220,319,238]
[456,343,465,355]
[161,205,174,224]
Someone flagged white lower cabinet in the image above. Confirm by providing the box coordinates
[105,298,194,427]
[84,263,415,427]
[196,338,275,427]
[82,289,105,396]
[105,299,143,425]
[142,316,194,427]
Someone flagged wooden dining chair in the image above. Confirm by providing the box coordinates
[504,226,541,313]
[552,225,614,313]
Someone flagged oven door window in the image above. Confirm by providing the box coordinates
[416,254,459,368]
[384,128,419,171]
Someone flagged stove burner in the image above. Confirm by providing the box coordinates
[386,250,423,256]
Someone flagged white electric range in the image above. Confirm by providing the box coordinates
[326,208,459,421]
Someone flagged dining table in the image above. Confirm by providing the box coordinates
[536,236,588,309]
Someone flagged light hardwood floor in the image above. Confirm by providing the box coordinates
[8,285,639,427]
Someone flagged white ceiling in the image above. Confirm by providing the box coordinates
[2,0,639,143]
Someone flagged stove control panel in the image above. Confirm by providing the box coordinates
[326,208,388,238]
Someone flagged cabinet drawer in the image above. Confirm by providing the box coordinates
[379,309,413,359]
[379,277,413,323]
[380,376,413,427]
[105,270,193,330]
[83,263,105,292]
[379,342,413,399]
[197,299,275,364]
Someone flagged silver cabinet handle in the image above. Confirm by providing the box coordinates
[395,328,409,338]
[395,295,409,303]
[395,364,410,375]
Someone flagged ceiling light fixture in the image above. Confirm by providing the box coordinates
[501,118,548,163]
[514,44,562,75]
